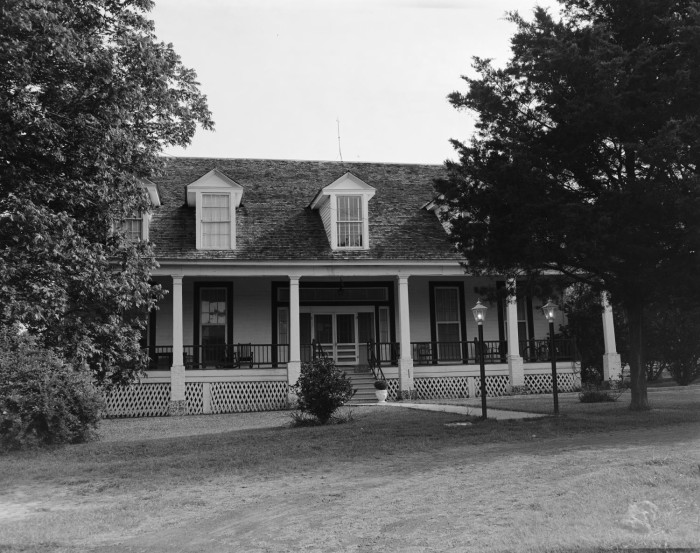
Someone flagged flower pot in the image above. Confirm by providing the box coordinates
[375,389,388,403]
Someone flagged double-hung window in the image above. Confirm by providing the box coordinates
[337,195,363,248]
[201,193,231,249]
[122,213,143,241]
[434,286,462,361]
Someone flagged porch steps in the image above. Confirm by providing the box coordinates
[343,369,379,404]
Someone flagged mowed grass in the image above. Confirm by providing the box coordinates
[0,386,699,553]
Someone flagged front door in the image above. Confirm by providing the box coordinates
[311,312,357,364]
[299,308,376,365]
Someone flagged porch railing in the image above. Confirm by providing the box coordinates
[411,340,507,366]
[145,338,576,370]
[145,346,175,370]
[145,345,290,369]
[366,340,399,380]
[519,339,577,363]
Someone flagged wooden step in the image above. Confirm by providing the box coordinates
[345,372,382,404]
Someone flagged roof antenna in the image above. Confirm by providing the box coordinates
[336,117,343,163]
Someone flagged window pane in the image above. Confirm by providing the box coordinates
[357,312,374,343]
[437,323,461,360]
[517,295,527,321]
[338,196,361,221]
[201,289,226,324]
[336,314,355,343]
[278,307,289,345]
[337,222,363,247]
[202,194,230,222]
[122,216,142,241]
[314,314,333,343]
[378,307,390,342]
[202,222,231,249]
[202,194,230,209]
[435,287,459,322]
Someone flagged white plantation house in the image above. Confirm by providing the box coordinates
[105,158,623,417]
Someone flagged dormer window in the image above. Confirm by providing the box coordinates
[201,193,231,249]
[123,212,144,241]
[337,195,363,247]
[186,169,243,251]
[118,178,159,243]
[309,172,375,251]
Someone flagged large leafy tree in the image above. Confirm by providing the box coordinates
[437,0,700,409]
[0,0,213,387]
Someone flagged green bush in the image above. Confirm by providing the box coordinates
[374,379,388,390]
[578,383,622,403]
[0,332,104,451]
[291,357,355,424]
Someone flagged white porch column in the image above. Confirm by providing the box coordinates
[601,292,622,381]
[169,274,187,416]
[396,274,414,394]
[505,279,525,388]
[287,275,302,401]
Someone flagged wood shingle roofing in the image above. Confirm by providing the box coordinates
[149,157,462,261]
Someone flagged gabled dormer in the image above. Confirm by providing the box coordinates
[186,169,243,250]
[141,178,161,209]
[309,172,376,251]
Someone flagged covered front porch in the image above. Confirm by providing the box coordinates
[104,265,621,417]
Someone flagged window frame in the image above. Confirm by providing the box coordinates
[200,193,232,250]
[336,195,363,248]
[428,282,468,362]
[195,191,236,250]
[193,282,234,364]
[122,212,144,242]
[331,193,370,250]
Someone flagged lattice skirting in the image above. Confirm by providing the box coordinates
[210,381,288,414]
[386,378,400,400]
[415,377,470,399]
[104,383,171,418]
[525,372,578,393]
[474,375,511,397]
[104,381,288,417]
[186,382,204,415]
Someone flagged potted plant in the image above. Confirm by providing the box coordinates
[374,379,389,403]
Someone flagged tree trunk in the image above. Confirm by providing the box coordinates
[624,300,649,410]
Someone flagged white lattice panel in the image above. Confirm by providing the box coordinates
[186,383,204,415]
[210,381,287,413]
[558,373,577,392]
[104,383,170,418]
[525,373,577,394]
[415,377,470,399]
[386,378,399,400]
[474,375,511,397]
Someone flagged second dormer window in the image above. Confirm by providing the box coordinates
[122,213,143,241]
[202,193,231,249]
[337,195,363,248]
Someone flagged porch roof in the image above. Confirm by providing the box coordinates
[148,158,463,262]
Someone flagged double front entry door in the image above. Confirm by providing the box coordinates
[300,309,376,366]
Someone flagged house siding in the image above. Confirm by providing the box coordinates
[319,196,332,245]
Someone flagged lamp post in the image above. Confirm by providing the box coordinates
[471,300,488,420]
[542,300,559,415]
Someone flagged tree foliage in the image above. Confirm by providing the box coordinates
[0,0,213,386]
[0,329,104,450]
[437,0,700,409]
[644,299,700,385]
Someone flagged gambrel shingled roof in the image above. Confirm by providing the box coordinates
[148,157,462,261]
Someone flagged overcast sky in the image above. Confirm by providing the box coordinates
[151,0,562,164]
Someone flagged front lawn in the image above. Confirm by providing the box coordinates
[1,386,698,552]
